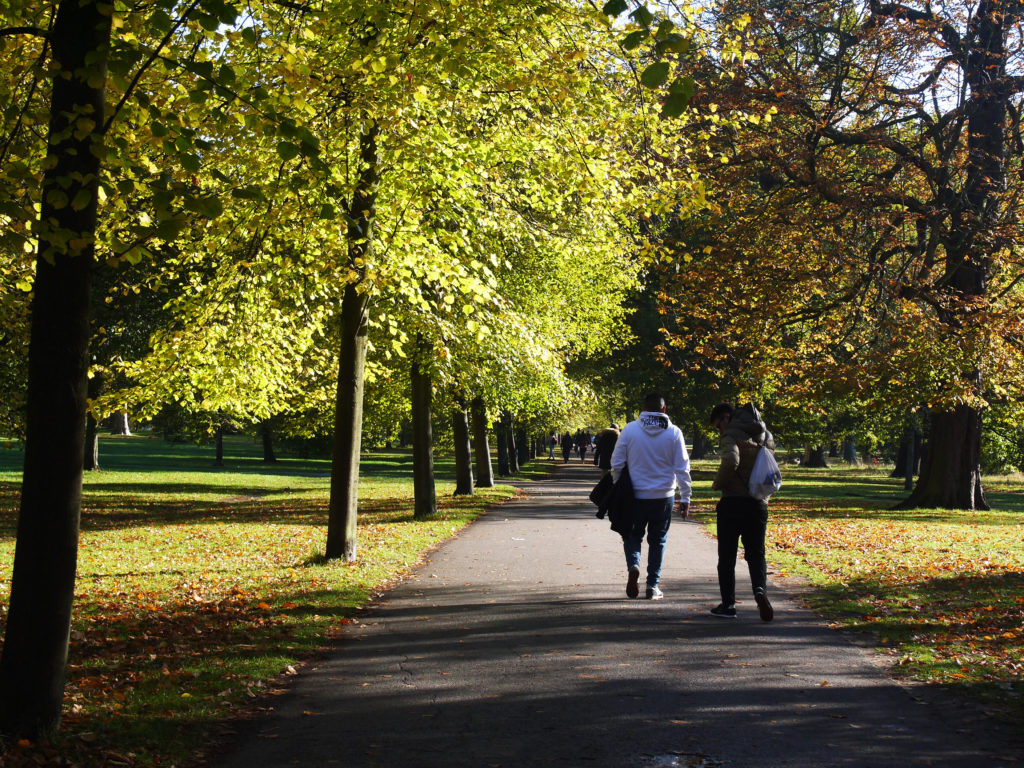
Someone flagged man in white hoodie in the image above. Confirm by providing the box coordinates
[610,392,692,600]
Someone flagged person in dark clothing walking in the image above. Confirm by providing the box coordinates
[561,432,573,463]
[593,423,620,475]
[709,403,775,622]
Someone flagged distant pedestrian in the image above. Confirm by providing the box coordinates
[709,403,776,622]
[610,393,691,600]
[578,432,588,463]
[593,423,620,475]
[549,433,557,460]
[561,432,573,463]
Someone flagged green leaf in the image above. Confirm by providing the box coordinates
[70,189,92,211]
[662,76,695,117]
[276,141,300,161]
[181,153,201,173]
[231,186,264,200]
[630,6,655,26]
[622,30,648,50]
[640,61,670,89]
[602,0,628,16]
[655,19,675,39]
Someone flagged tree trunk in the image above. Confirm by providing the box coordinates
[515,427,529,468]
[261,420,277,463]
[214,426,225,466]
[497,415,509,475]
[803,445,829,468]
[691,427,710,460]
[841,437,858,464]
[326,122,380,560]
[84,372,102,472]
[505,413,519,474]
[114,411,131,435]
[452,400,473,496]
[891,420,923,480]
[470,396,494,488]
[496,420,510,477]
[899,7,1003,509]
[904,427,916,492]
[899,405,988,509]
[0,0,111,737]
[410,353,436,519]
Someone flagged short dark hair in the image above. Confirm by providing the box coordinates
[643,392,665,412]
[709,403,734,424]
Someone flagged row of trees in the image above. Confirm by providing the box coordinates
[5,0,1023,744]
[0,0,712,739]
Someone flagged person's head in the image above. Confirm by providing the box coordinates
[709,403,734,433]
[642,392,666,413]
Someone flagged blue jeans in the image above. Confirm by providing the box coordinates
[622,497,673,588]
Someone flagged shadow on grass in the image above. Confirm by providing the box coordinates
[0,488,510,537]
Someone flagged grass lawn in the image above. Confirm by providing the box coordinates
[0,435,540,767]
[689,460,1024,720]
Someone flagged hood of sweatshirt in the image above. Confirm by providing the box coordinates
[725,403,768,444]
[638,411,671,435]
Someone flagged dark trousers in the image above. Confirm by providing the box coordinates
[716,496,768,604]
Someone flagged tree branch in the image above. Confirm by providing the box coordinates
[0,26,47,38]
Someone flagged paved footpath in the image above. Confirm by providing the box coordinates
[216,462,1021,768]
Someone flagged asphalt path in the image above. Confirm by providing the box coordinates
[215,461,1021,768]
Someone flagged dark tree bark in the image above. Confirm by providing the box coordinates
[84,415,100,472]
[899,405,987,509]
[214,426,225,466]
[470,396,494,488]
[0,0,112,737]
[505,415,520,475]
[410,352,436,519]
[326,122,379,560]
[903,428,916,492]
[841,437,857,464]
[261,420,277,463]
[891,415,923,480]
[83,372,103,472]
[691,427,711,460]
[515,427,529,468]
[452,400,473,496]
[505,413,519,474]
[496,419,510,477]
[803,446,829,468]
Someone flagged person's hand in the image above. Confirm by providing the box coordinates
[676,500,689,519]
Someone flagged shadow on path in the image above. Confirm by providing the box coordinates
[214,462,1021,768]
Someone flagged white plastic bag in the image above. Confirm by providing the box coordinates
[749,445,782,500]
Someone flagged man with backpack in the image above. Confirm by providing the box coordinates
[709,403,777,622]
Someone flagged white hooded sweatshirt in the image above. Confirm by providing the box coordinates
[609,411,692,501]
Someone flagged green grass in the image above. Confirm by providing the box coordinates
[0,435,547,766]
[689,459,1024,720]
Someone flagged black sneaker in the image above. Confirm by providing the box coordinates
[626,566,640,599]
[754,589,774,622]
[710,603,737,618]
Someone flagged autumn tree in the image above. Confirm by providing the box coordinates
[655,0,1024,509]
